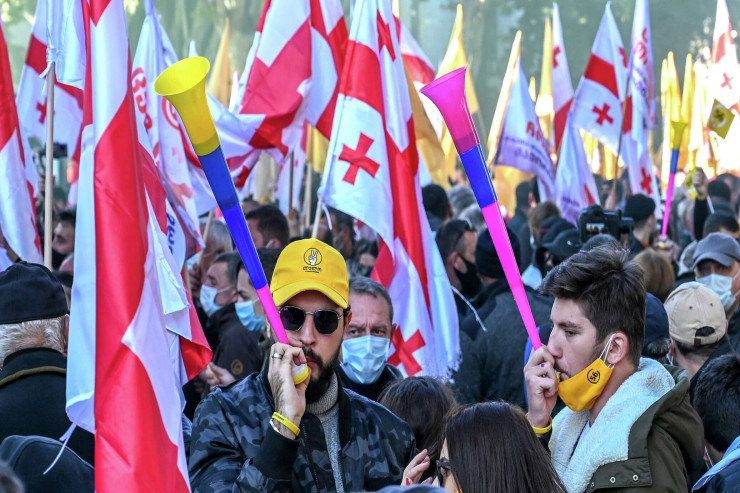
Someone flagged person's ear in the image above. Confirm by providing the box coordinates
[449,251,464,271]
[265,238,282,249]
[605,332,629,366]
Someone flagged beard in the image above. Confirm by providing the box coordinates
[304,346,340,404]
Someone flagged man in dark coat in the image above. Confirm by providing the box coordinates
[0,262,94,465]
[453,228,554,408]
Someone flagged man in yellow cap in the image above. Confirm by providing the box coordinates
[189,238,415,493]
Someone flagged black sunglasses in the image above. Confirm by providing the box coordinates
[278,306,347,335]
[436,460,452,486]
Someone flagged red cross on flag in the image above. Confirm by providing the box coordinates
[569,3,628,155]
[65,0,211,490]
[552,2,574,150]
[623,0,661,216]
[131,0,206,266]
[709,0,740,113]
[494,61,556,201]
[230,0,347,168]
[319,0,459,377]
[555,120,600,225]
[0,17,41,265]
[15,0,83,166]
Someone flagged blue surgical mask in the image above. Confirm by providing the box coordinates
[696,273,738,312]
[235,300,265,333]
[200,285,228,317]
[340,335,390,385]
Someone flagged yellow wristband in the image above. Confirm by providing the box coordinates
[526,413,552,434]
[272,412,300,437]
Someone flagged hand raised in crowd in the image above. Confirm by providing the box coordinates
[267,342,310,439]
[287,208,302,239]
[653,234,681,263]
[523,345,558,429]
[693,167,709,200]
[205,362,236,390]
[400,449,432,486]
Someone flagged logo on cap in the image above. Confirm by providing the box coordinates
[303,248,323,274]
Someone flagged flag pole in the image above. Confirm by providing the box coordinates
[311,197,323,239]
[288,151,295,214]
[44,64,55,269]
[303,165,313,232]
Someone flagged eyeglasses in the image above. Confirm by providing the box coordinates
[436,460,452,486]
[278,305,346,335]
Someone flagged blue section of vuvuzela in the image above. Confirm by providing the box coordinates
[669,149,679,174]
[460,145,498,208]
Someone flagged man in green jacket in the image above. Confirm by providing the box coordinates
[525,246,704,492]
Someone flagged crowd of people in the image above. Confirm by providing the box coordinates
[1,165,740,492]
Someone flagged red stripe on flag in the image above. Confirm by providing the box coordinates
[339,41,385,117]
[553,99,572,151]
[402,54,435,85]
[583,54,619,99]
[0,26,21,150]
[312,1,347,139]
[24,35,47,74]
[371,240,395,288]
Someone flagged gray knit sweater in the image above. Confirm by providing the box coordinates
[306,373,343,493]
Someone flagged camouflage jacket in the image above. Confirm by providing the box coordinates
[189,365,416,492]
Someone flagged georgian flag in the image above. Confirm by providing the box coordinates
[65,1,211,490]
[709,0,740,112]
[494,62,556,201]
[0,17,42,264]
[552,2,574,150]
[569,2,628,156]
[395,16,435,86]
[319,0,459,377]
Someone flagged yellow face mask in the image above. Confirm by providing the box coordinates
[557,334,615,412]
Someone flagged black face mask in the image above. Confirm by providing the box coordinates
[454,256,481,299]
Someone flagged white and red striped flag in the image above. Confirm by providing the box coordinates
[131,0,205,264]
[395,16,435,86]
[229,0,348,184]
[15,0,83,165]
[0,17,42,265]
[319,0,459,377]
[569,2,628,155]
[65,1,211,490]
[555,120,599,225]
[494,61,556,201]
[624,0,661,214]
[552,2,574,150]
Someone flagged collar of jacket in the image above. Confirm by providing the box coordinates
[259,362,353,446]
[0,348,67,388]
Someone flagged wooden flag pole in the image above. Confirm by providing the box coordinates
[44,64,56,269]
[288,151,295,214]
[311,198,323,239]
[198,209,215,265]
[303,165,313,232]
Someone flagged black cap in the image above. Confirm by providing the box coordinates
[643,292,669,347]
[0,262,68,324]
[475,227,520,280]
[623,194,656,222]
[542,229,582,260]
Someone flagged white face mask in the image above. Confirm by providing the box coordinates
[340,335,391,385]
[696,272,740,312]
[200,285,230,317]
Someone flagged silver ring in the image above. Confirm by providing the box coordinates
[271,352,284,359]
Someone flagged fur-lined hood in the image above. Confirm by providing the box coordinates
[549,359,704,493]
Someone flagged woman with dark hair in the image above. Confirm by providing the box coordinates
[434,402,566,493]
[379,376,457,483]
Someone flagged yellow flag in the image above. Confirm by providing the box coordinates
[529,76,537,102]
[437,3,482,183]
[660,53,682,188]
[678,54,694,169]
[405,67,447,187]
[708,99,735,138]
[535,17,554,144]
[208,18,232,107]
[306,125,330,174]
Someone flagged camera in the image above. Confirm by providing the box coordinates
[578,205,634,244]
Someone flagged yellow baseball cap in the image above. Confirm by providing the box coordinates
[271,238,349,309]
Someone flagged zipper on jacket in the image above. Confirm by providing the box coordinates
[299,422,321,492]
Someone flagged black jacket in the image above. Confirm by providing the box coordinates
[206,303,264,380]
[453,283,554,408]
[689,338,735,403]
[0,348,94,465]
[189,364,416,492]
[337,363,403,403]
[727,308,740,354]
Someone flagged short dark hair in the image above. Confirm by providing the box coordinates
[245,205,289,247]
[703,211,739,236]
[444,402,567,493]
[58,208,76,227]
[213,252,242,287]
[379,377,457,482]
[673,327,726,360]
[422,184,450,220]
[693,353,740,453]
[515,181,532,208]
[582,233,622,252]
[709,179,732,203]
[541,246,646,367]
[237,248,282,285]
[642,337,670,363]
[435,219,474,260]
[349,276,393,321]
